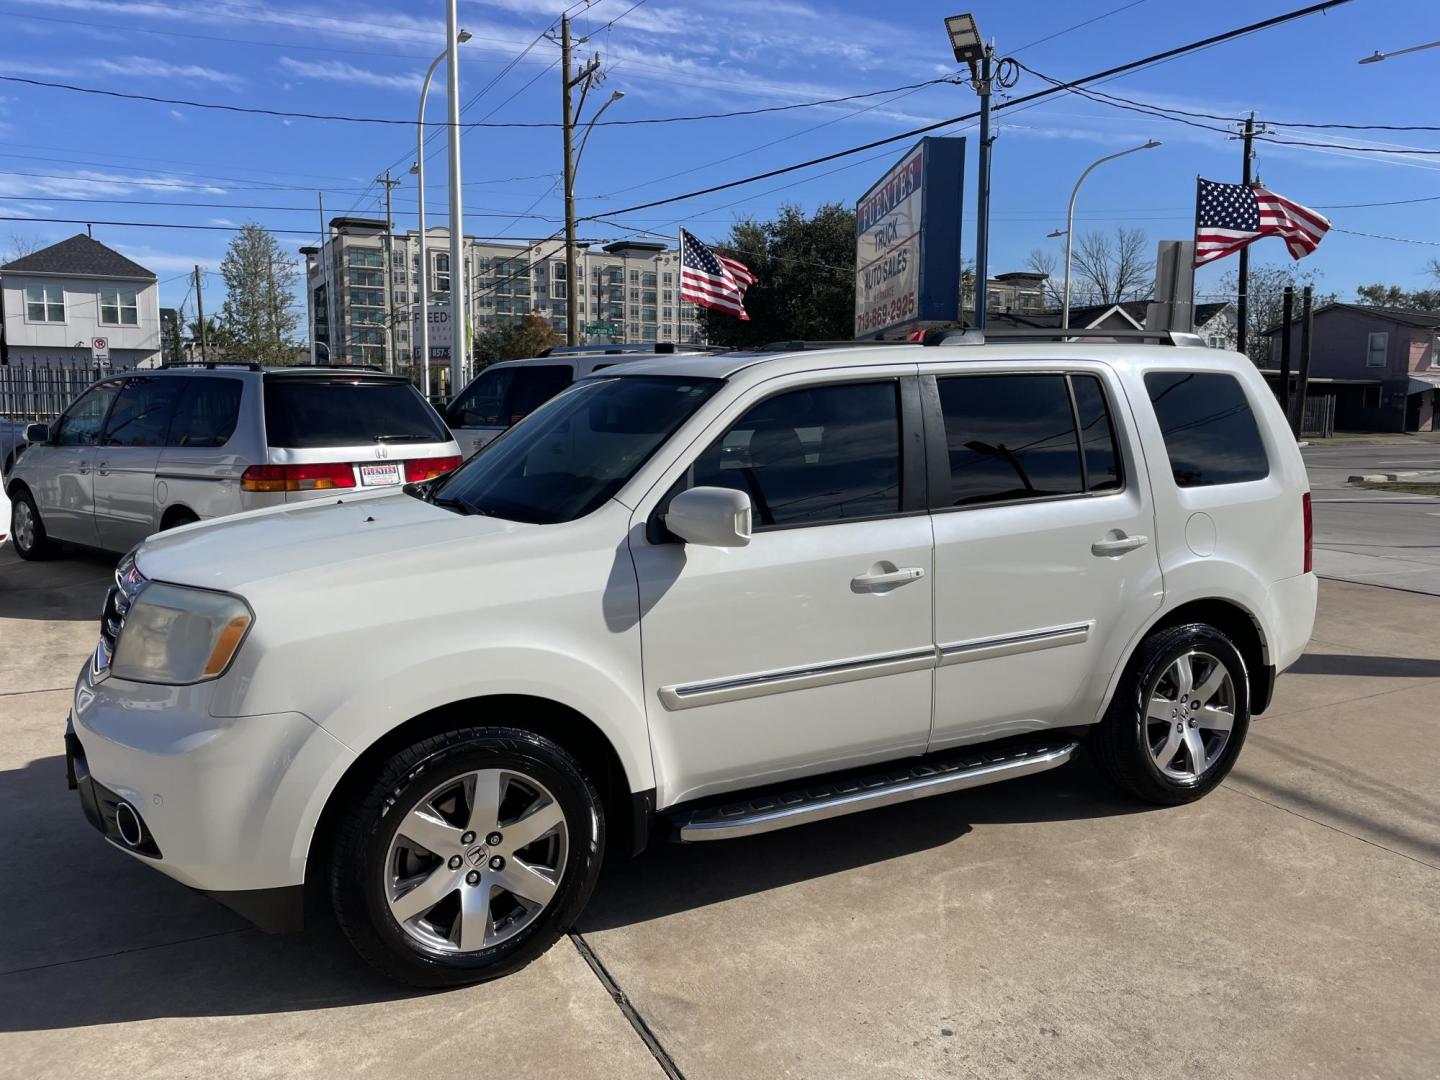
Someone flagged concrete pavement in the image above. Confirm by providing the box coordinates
[1302,436,1440,596]
[1,552,1437,1078]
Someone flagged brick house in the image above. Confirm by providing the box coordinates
[1261,304,1439,432]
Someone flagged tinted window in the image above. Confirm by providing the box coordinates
[167,377,243,448]
[102,377,184,448]
[937,374,1083,506]
[1144,372,1269,487]
[1071,374,1122,492]
[449,365,572,428]
[263,378,449,448]
[54,383,119,447]
[430,376,719,524]
[687,381,901,528]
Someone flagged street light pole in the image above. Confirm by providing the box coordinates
[444,0,465,398]
[1060,140,1161,330]
[974,45,992,330]
[1359,38,1440,63]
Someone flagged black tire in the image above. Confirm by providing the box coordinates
[1091,622,1250,805]
[329,725,605,988]
[10,486,56,561]
[161,508,199,530]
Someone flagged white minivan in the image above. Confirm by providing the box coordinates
[64,332,1315,986]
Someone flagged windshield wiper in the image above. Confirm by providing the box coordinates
[374,433,437,442]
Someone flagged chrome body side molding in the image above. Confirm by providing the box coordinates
[937,622,1092,666]
[657,646,936,711]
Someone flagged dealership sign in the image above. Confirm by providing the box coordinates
[854,136,965,339]
[412,304,452,360]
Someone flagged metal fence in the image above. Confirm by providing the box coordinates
[0,359,138,421]
[1299,393,1336,439]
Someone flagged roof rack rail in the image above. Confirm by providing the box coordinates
[758,339,913,352]
[159,360,262,371]
[923,327,1206,347]
[268,362,391,372]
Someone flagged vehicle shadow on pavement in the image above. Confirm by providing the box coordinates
[1286,653,1440,678]
[0,546,115,622]
[581,754,1148,934]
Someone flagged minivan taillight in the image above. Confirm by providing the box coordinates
[404,455,462,482]
[1302,492,1313,574]
[240,463,357,492]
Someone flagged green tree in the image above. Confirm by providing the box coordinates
[1218,263,1334,365]
[217,223,301,364]
[1354,283,1440,312]
[700,202,857,347]
[496,312,563,361]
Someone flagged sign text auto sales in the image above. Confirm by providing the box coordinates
[854,146,923,337]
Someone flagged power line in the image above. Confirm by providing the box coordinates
[577,1,1353,224]
[0,215,600,242]
[1332,227,1440,247]
[1009,1,1150,54]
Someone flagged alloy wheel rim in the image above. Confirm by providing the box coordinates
[13,501,33,551]
[385,768,568,955]
[1145,650,1235,781]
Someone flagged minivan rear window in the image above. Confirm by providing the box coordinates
[1144,372,1269,487]
[263,377,449,449]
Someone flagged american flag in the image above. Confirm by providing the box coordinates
[680,228,756,320]
[1194,178,1330,267]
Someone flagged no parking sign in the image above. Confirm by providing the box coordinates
[90,337,110,367]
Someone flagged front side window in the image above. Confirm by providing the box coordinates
[54,382,120,446]
[1144,371,1269,487]
[448,365,573,428]
[167,378,243,448]
[102,377,184,448]
[430,376,720,524]
[937,374,1085,506]
[26,284,65,322]
[99,287,139,326]
[686,381,901,529]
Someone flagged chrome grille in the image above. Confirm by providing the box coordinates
[94,554,148,679]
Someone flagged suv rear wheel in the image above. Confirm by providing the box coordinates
[1091,623,1250,805]
[329,725,604,987]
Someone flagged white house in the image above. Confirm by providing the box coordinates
[0,234,161,369]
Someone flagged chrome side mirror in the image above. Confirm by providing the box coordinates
[665,486,752,547]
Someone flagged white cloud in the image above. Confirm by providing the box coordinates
[0,54,242,88]
[277,57,422,92]
[0,169,227,199]
[209,217,236,226]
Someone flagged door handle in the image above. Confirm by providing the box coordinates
[96,461,110,476]
[77,465,90,475]
[852,567,925,591]
[1091,534,1148,557]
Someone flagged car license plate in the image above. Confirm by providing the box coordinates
[359,463,401,487]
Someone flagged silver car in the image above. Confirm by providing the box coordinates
[6,364,460,559]
[444,346,719,457]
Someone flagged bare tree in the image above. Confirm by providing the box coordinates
[1024,247,1064,307]
[3,232,42,263]
[1069,227,1153,306]
[1428,257,1440,286]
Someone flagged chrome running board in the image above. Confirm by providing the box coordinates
[675,739,1079,842]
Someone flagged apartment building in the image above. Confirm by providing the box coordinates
[301,219,705,383]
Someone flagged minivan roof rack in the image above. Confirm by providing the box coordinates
[923,327,1207,347]
[758,340,907,352]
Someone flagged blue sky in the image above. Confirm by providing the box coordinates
[1,0,1437,318]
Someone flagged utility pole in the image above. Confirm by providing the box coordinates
[1278,284,1294,414]
[377,171,402,374]
[444,0,465,397]
[266,257,282,358]
[1291,284,1314,437]
[318,192,336,364]
[194,265,209,363]
[974,44,993,330]
[559,14,601,347]
[1236,112,1256,357]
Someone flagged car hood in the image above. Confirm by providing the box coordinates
[135,491,532,592]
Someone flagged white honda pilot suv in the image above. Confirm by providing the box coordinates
[65,332,1316,986]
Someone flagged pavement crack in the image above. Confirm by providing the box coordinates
[1219,783,1440,873]
[0,927,254,979]
[569,930,685,1080]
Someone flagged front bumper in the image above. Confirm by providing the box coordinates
[68,665,356,922]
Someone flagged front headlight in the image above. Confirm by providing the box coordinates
[111,583,254,685]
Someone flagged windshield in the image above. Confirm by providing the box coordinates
[428,375,720,524]
[264,377,450,448]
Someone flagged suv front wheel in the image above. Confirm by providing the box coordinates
[329,725,605,987]
[1091,623,1250,805]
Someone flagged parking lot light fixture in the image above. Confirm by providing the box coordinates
[945,13,984,66]
[1358,39,1439,63]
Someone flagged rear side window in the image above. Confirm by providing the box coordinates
[1144,372,1268,487]
[449,365,572,428]
[102,377,184,448]
[263,378,449,449]
[167,377,243,448]
[687,380,901,528]
[1071,374,1122,492]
